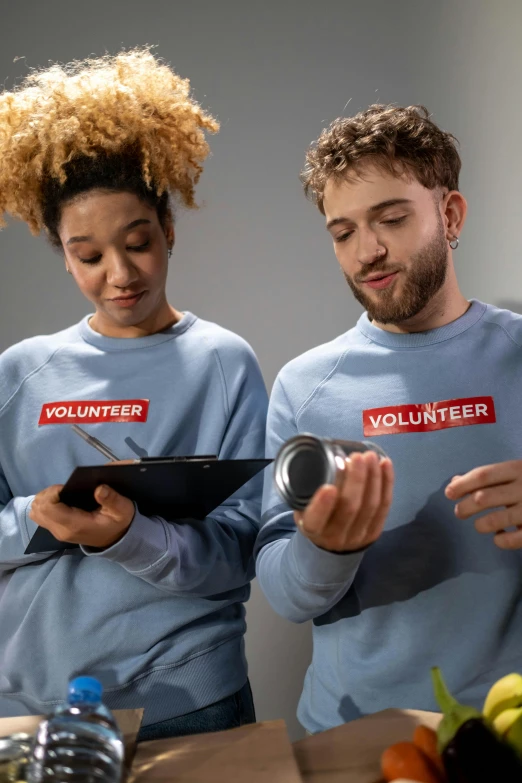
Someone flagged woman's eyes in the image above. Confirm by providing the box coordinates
[78,240,150,264]
[127,240,150,252]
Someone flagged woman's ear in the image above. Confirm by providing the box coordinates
[164,210,175,252]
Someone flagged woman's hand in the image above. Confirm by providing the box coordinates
[29,484,135,548]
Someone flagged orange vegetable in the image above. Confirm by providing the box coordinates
[381,740,445,783]
[413,724,446,776]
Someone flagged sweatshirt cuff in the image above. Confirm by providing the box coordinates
[81,510,169,572]
[290,530,364,587]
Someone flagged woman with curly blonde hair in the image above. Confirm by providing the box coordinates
[0,49,267,740]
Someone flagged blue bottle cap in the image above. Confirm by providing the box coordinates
[68,676,103,705]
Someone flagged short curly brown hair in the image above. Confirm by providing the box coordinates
[301,104,461,213]
[0,47,219,242]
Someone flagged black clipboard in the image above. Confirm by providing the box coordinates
[25,456,272,554]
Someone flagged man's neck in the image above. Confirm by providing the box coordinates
[373,277,470,334]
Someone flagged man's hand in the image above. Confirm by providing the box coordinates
[294,450,394,553]
[446,460,522,550]
[29,484,136,549]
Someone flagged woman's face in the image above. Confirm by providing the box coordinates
[59,190,176,337]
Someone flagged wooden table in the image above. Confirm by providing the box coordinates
[129,719,303,783]
[129,709,441,783]
[293,709,441,783]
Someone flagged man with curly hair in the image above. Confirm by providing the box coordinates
[256,104,522,734]
[0,49,268,739]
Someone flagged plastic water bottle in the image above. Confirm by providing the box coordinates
[27,676,124,783]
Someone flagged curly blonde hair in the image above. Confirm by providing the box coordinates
[0,47,219,240]
[301,104,461,213]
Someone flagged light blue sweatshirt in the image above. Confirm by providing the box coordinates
[0,312,268,724]
[256,300,522,734]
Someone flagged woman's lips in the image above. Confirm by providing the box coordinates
[110,291,146,308]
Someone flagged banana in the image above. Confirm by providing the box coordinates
[493,706,522,736]
[483,673,522,721]
[506,710,522,754]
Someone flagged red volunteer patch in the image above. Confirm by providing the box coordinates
[363,396,496,437]
[39,400,149,425]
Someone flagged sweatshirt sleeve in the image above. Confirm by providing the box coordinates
[81,340,268,598]
[254,374,363,623]
[0,466,52,572]
[0,345,58,571]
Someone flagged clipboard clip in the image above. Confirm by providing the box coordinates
[138,455,218,463]
[71,425,217,464]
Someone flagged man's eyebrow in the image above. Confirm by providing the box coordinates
[368,198,413,213]
[326,199,413,231]
[66,218,152,246]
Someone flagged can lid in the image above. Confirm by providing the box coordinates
[286,446,326,499]
[0,734,31,762]
[68,676,103,705]
[275,434,332,510]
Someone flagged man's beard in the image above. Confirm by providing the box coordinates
[344,224,449,325]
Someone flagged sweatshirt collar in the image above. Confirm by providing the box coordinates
[356,299,487,349]
[77,311,197,351]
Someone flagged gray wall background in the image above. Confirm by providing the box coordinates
[1,0,521,740]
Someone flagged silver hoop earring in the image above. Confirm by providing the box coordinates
[449,236,459,250]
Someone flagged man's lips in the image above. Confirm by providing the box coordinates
[359,272,399,290]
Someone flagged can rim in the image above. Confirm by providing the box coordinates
[0,733,31,762]
[274,434,337,510]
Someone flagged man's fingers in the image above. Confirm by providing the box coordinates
[369,458,394,533]
[332,452,368,518]
[294,452,393,553]
[343,452,380,532]
[350,456,394,547]
[295,484,339,534]
[494,527,522,550]
[475,506,522,535]
[382,458,394,506]
[454,482,519,519]
[360,452,382,518]
[446,461,521,500]
[318,453,366,536]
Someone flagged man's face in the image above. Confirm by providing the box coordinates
[323,164,449,326]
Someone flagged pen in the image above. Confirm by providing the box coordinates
[71,424,121,462]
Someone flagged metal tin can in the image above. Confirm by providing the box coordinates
[0,734,32,783]
[274,434,388,510]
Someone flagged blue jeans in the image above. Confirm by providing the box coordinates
[137,680,256,742]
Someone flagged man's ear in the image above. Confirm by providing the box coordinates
[443,190,467,243]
